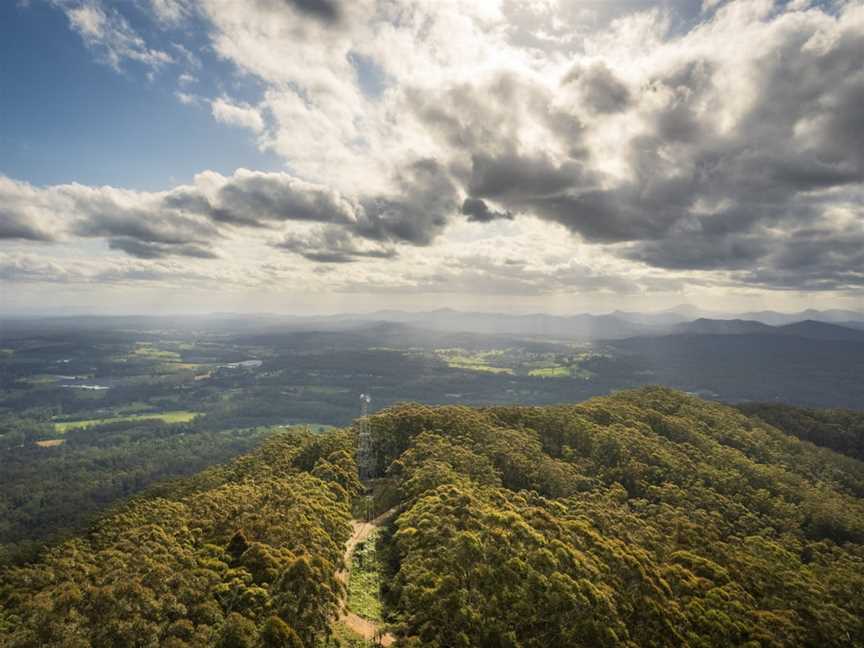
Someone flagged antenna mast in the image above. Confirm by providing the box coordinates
[357,393,374,481]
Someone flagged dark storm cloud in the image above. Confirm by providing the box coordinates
[184,161,461,255]
[276,226,397,263]
[73,209,215,246]
[742,227,864,291]
[158,166,456,246]
[175,162,459,249]
[403,6,864,291]
[461,198,514,223]
[108,237,219,260]
[406,73,562,156]
[208,172,358,227]
[0,209,54,241]
[5,2,861,295]
[0,164,455,263]
[161,187,214,215]
[468,153,589,201]
[623,234,770,271]
[51,185,222,259]
[259,0,340,22]
[355,158,459,245]
[289,0,339,22]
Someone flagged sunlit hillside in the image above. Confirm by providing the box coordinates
[2,388,862,647]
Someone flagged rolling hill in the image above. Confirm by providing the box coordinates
[665,318,864,342]
[669,318,775,336]
[2,388,862,647]
[776,320,864,342]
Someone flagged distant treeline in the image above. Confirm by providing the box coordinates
[738,402,864,461]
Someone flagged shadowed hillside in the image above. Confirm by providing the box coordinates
[738,402,864,462]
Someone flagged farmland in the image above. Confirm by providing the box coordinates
[54,410,198,432]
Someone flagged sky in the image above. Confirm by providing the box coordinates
[0,0,862,316]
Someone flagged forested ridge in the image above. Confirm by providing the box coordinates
[737,402,864,462]
[2,387,863,646]
[0,428,361,647]
[0,417,273,565]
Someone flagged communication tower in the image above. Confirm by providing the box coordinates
[357,393,375,481]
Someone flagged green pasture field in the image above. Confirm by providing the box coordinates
[54,410,199,432]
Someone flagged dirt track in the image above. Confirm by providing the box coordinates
[337,508,398,646]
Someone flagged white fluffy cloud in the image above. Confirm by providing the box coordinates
[150,0,193,25]
[5,0,864,312]
[194,0,864,293]
[210,98,266,134]
[55,0,174,71]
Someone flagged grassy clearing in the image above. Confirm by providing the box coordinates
[131,344,182,361]
[323,623,367,647]
[528,365,594,379]
[347,529,383,622]
[280,422,340,434]
[54,410,198,432]
[528,366,571,378]
[437,349,515,374]
[35,439,65,448]
[449,360,513,374]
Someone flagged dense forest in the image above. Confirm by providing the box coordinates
[737,403,864,462]
[0,415,273,565]
[2,387,863,646]
[0,428,361,647]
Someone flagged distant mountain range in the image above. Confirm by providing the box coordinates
[324,308,864,341]
[3,307,863,342]
[669,318,864,342]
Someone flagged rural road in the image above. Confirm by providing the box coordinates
[337,507,398,646]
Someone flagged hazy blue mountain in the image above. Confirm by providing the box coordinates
[670,318,775,336]
[738,309,864,326]
[776,320,864,342]
[6,309,864,343]
[606,333,864,408]
[325,309,648,339]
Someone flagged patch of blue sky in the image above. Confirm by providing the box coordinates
[348,51,389,99]
[0,2,280,191]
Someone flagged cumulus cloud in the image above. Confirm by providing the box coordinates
[0,175,219,258]
[276,226,397,263]
[0,166,456,261]
[210,98,265,133]
[275,0,340,23]
[355,159,459,245]
[0,176,63,241]
[0,210,52,241]
[13,0,864,300]
[107,238,219,260]
[55,0,173,71]
[461,198,514,223]
[403,1,864,290]
[563,62,632,114]
[203,169,361,226]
